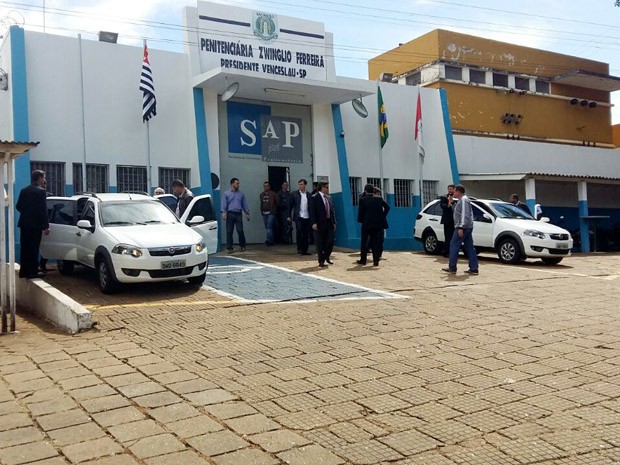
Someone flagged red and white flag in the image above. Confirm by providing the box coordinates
[415,91,424,158]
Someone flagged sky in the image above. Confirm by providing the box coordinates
[0,0,619,123]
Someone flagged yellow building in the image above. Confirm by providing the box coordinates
[369,29,620,146]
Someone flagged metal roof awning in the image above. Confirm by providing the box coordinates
[192,68,375,105]
[551,69,620,92]
[460,172,620,185]
[0,141,39,154]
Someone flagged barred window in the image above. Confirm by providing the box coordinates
[469,69,486,84]
[405,72,421,86]
[422,180,438,206]
[159,167,190,194]
[117,165,147,193]
[515,77,530,91]
[74,163,109,193]
[394,179,412,207]
[349,177,362,206]
[30,161,65,196]
[535,80,550,94]
[366,177,381,189]
[445,65,462,81]
[493,73,508,87]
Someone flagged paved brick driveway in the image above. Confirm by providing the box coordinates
[1,248,619,465]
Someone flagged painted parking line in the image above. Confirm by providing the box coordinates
[85,300,235,310]
[204,255,406,304]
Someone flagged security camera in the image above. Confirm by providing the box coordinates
[340,131,345,138]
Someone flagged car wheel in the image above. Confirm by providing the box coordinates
[57,260,75,275]
[97,257,119,294]
[541,257,563,265]
[497,238,522,264]
[187,273,206,286]
[423,231,440,255]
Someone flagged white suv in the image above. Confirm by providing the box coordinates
[414,198,573,265]
[41,193,209,293]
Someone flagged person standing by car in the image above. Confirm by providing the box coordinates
[509,194,532,216]
[172,180,193,217]
[221,177,250,253]
[16,170,50,279]
[277,181,292,244]
[443,184,479,275]
[440,184,456,257]
[259,181,278,246]
[154,187,165,195]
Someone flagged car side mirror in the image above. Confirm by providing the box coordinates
[187,215,205,225]
[482,213,493,223]
[77,219,94,231]
[540,217,550,223]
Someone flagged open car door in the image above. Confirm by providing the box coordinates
[179,194,219,254]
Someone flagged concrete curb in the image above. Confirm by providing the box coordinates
[14,267,93,334]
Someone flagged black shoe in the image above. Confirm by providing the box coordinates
[326,259,334,265]
[442,267,456,274]
[465,269,479,275]
[319,263,327,267]
[356,260,366,265]
[227,248,234,253]
[240,246,246,251]
[373,262,379,267]
[301,252,312,256]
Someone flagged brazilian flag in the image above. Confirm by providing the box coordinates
[378,87,388,148]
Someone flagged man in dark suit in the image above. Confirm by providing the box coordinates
[357,184,386,266]
[16,170,50,279]
[509,194,532,216]
[288,179,312,255]
[374,187,390,261]
[309,182,336,267]
[440,184,455,257]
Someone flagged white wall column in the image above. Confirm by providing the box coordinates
[524,177,536,216]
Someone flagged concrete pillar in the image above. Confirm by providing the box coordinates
[578,181,590,253]
[524,178,536,216]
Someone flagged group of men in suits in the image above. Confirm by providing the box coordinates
[356,184,390,266]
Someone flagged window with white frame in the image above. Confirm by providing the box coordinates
[535,80,550,94]
[515,77,530,91]
[394,179,412,207]
[422,180,438,206]
[117,165,147,193]
[492,73,508,87]
[73,164,108,193]
[159,167,190,193]
[469,69,486,84]
[30,161,65,196]
[366,177,381,189]
[349,177,362,206]
[445,65,462,81]
[405,72,421,86]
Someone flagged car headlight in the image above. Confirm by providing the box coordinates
[195,241,207,253]
[523,229,546,239]
[112,244,143,258]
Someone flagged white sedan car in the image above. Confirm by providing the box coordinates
[414,198,573,265]
[41,193,209,293]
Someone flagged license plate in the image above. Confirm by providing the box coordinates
[556,243,569,249]
[161,259,186,270]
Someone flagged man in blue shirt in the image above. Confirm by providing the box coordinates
[221,177,250,253]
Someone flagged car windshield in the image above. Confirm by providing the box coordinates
[488,202,535,219]
[100,201,179,226]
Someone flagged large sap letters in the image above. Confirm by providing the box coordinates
[227,102,303,163]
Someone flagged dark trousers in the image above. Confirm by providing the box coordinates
[19,227,43,278]
[314,225,334,265]
[360,227,381,265]
[278,208,291,244]
[448,228,479,272]
[295,217,311,254]
[226,211,246,250]
[443,222,455,255]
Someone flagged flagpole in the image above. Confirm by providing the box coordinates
[417,85,424,204]
[144,39,152,194]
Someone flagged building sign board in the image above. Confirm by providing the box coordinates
[197,2,327,81]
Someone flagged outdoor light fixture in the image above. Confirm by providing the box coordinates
[569,98,579,105]
[98,31,118,43]
[0,69,8,91]
[588,101,598,108]
[580,99,589,106]
[221,79,240,102]
[352,96,368,118]
[501,113,523,125]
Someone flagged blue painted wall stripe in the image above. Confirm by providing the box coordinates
[193,88,212,196]
[10,26,31,262]
[439,88,459,184]
[331,104,357,244]
[578,199,590,253]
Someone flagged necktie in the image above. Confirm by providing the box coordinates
[324,196,330,218]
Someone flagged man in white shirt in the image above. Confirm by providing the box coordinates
[289,179,312,255]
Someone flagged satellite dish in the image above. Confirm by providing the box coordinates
[352,98,368,118]
[221,81,239,102]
